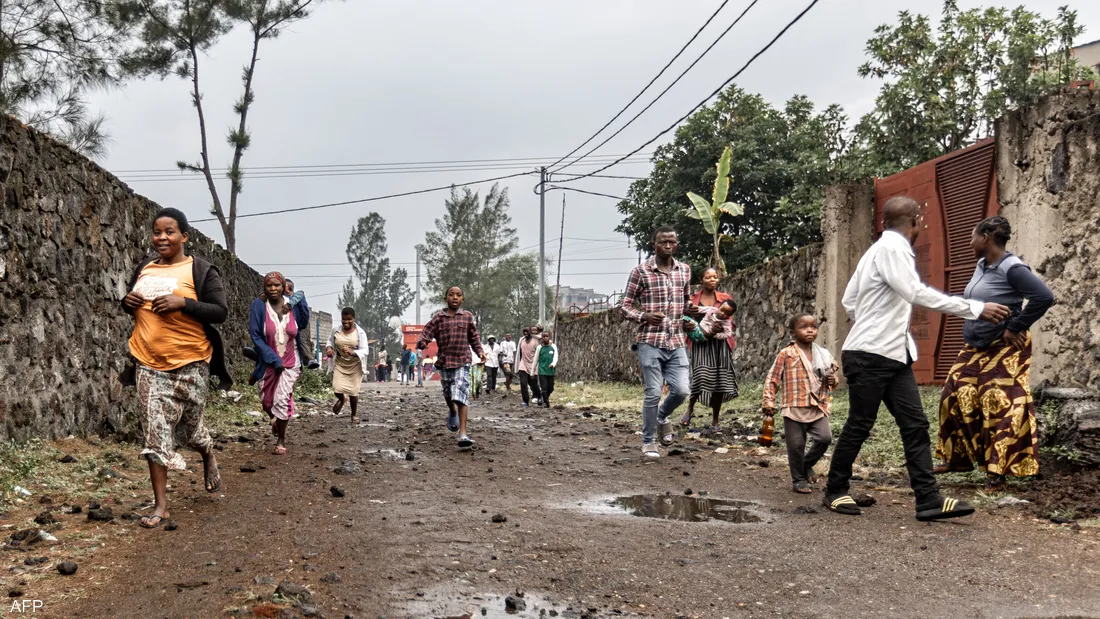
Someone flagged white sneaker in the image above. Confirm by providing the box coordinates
[642,443,660,459]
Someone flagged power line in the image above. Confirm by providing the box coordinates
[113,152,654,175]
[556,0,820,183]
[548,186,629,201]
[546,0,733,170]
[119,157,654,184]
[550,172,647,181]
[191,171,535,223]
[553,0,761,174]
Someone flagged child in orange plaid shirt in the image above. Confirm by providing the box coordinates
[762,314,839,494]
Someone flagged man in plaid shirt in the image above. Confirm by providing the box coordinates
[418,286,486,448]
[620,225,693,459]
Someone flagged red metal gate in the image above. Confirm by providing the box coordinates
[873,139,999,385]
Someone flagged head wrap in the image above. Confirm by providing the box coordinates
[264,271,286,286]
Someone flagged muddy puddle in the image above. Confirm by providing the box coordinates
[401,586,637,618]
[607,494,766,524]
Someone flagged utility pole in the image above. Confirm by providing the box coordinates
[415,246,421,324]
[538,166,547,327]
[553,194,566,332]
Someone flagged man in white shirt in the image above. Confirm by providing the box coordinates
[824,196,1010,522]
[499,332,518,392]
[483,335,502,393]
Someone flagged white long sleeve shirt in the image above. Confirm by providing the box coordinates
[484,342,501,368]
[499,340,517,365]
[842,230,985,364]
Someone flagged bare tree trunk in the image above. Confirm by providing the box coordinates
[227,28,262,250]
[189,44,230,251]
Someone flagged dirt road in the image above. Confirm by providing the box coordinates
[48,383,1100,618]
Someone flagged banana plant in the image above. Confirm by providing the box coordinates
[685,146,744,276]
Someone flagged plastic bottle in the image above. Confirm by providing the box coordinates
[759,416,774,447]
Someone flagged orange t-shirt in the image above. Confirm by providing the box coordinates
[127,257,212,371]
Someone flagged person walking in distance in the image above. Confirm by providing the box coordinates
[535,331,559,408]
[417,286,486,448]
[620,225,693,459]
[121,208,227,528]
[499,332,517,391]
[399,345,412,385]
[377,348,388,383]
[823,196,1011,520]
[484,335,502,393]
[516,327,543,407]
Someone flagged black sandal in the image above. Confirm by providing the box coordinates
[793,481,812,494]
[916,497,975,522]
[823,494,862,516]
[140,514,168,529]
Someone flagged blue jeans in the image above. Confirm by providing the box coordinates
[637,344,690,444]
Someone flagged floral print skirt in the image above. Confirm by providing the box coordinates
[137,362,213,471]
[935,336,1039,477]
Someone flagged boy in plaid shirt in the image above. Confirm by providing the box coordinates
[762,314,839,494]
[417,286,486,448]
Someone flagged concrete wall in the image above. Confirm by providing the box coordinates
[815,185,874,362]
[556,245,822,384]
[0,115,263,440]
[996,89,1100,388]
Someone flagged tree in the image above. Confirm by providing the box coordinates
[0,1,132,156]
[685,146,744,276]
[417,184,544,337]
[853,1,1095,175]
[114,0,327,253]
[616,87,852,274]
[337,212,414,356]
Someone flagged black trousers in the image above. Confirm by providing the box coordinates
[486,366,498,391]
[518,370,541,404]
[539,375,555,405]
[826,351,940,506]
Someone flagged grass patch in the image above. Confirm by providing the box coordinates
[556,380,945,470]
[204,364,334,436]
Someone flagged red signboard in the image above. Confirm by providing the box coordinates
[401,325,439,381]
[873,139,999,384]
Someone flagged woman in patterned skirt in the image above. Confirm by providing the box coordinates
[681,267,739,432]
[121,208,231,528]
[935,217,1055,488]
[248,271,308,454]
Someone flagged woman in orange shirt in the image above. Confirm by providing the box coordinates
[121,208,232,529]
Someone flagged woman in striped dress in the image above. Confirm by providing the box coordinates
[681,268,739,432]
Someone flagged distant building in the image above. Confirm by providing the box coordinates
[1072,39,1100,76]
[308,310,333,356]
[555,286,608,312]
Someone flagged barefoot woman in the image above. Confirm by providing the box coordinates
[121,208,228,528]
[248,271,307,454]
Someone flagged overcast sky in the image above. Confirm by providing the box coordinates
[87,0,1100,324]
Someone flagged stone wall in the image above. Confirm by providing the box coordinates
[556,244,822,384]
[996,89,1100,389]
[719,244,822,381]
[815,185,873,365]
[0,115,263,441]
